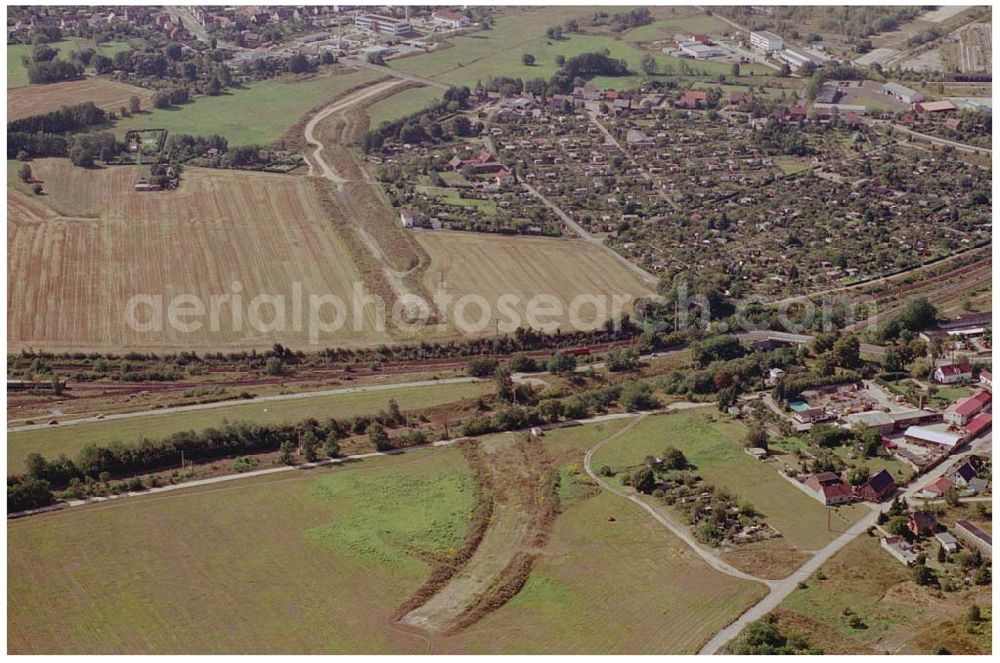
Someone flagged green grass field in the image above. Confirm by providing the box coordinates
[391,7,768,91]
[8,417,767,653]
[8,381,489,472]
[112,68,383,145]
[7,446,470,654]
[8,38,131,88]
[591,409,869,550]
[366,85,444,127]
[443,417,767,653]
[621,15,732,42]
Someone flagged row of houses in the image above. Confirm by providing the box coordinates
[800,468,898,506]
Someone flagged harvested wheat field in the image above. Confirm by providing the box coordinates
[7,78,154,121]
[8,159,388,352]
[414,231,654,334]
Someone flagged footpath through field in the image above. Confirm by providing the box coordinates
[304,80,406,185]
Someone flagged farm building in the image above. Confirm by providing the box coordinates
[964,412,991,440]
[933,362,973,384]
[844,410,894,435]
[749,30,783,53]
[915,100,957,113]
[904,425,962,449]
[431,10,470,29]
[881,535,918,566]
[943,390,990,426]
[953,520,991,558]
[856,469,896,502]
[883,82,924,105]
[802,472,854,505]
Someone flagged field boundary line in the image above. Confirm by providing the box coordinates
[7,412,638,519]
[8,377,480,433]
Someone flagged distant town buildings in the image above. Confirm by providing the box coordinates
[355,13,412,36]
[749,30,783,53]
[431,10,470,29]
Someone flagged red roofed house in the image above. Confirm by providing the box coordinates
[678,90,708,109]
[980,370,992,390]
[933,362,973,384]
[803,472,854,505]
[918,476,954,499]
[692,34,711,44]
[495,168,514,188]
[964,412,992,440]
[908,510,939,537]
[944,390,991,426]
[730,91,753,105]
[856,469,897,503]
[432,10,470,29]
[789,105,807,121]
[945,117,963,130]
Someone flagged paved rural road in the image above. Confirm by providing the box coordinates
[7,377,479,433]
[698,432,993,654]
[9,411,638,519]
[345,58,452,90]
[304,79,405,184]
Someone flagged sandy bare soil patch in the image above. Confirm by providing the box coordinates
[399,433,556,632]
[8,159,387,352]
[7,77,154,121]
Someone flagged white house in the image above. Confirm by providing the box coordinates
[400,209,418,228]
[749,30,783,53]
[980,370,992,390]
[933,362,973,384]
[432,10,470,29]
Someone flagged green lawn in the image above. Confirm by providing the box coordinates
[621,15,732,42]
[7,446,471,654]
[7,417,768,654]
[390,7,769,91]
[418,186,498,213]
[8,38,131,88]
[8,381,489,472]
[591,409,869,550]
[366,85,444,127]
[112,68,383,145]
[441,417,768,654]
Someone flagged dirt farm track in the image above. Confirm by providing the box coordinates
[7,77,154,122]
